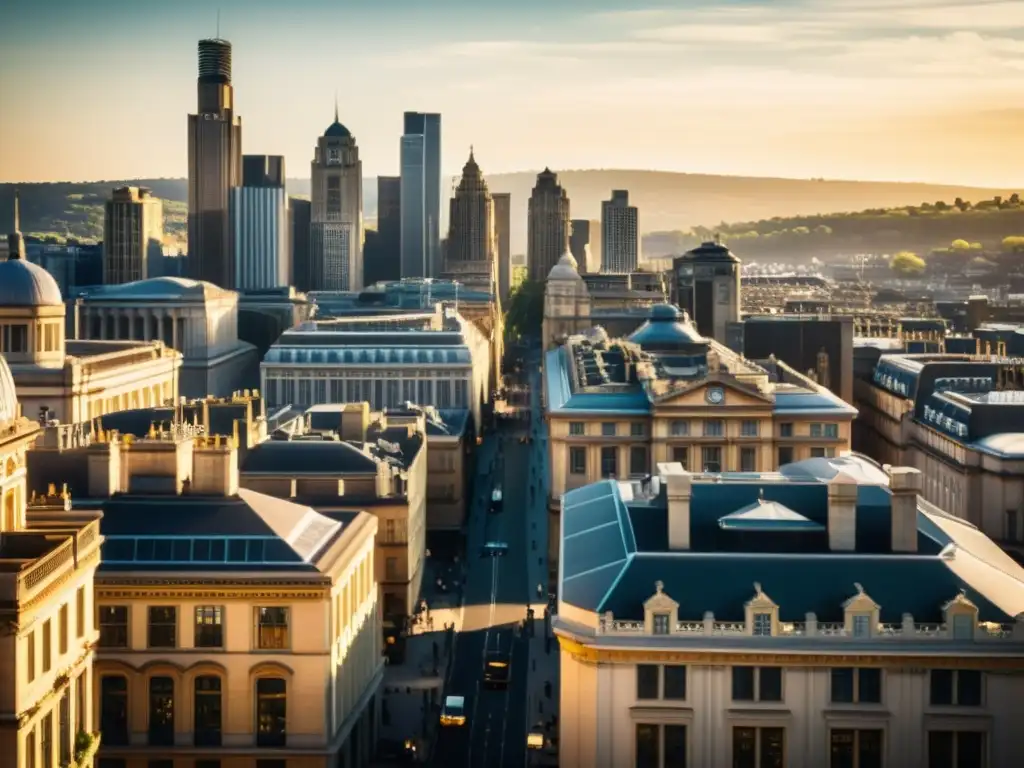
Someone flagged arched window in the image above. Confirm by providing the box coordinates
[255,678,287,747]
[194,676,222,746]
[148,676,175,746]
[100,675,129,745]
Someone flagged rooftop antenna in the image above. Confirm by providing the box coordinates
[334,90,339,123]
[216,9,220,38]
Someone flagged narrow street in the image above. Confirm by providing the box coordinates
[429,349,552,767]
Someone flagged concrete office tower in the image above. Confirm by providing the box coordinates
[187,38,243,289]
[289,198,312,291]
[570,218,600,275]
[400,111,441,278]
[493,192,511,303]
[446,149,495,267]
[527,168,571,282]
[230,155,290,290]
[672,239,741,345]
[372,176,401,284]
[103,187,164,284]
[310,105,363,291]
[601,190,638,273]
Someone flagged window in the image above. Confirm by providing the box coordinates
[670,420,689,436]
[59,604,68,654]
[752,612,772,636]
[385,557,399,580]
[831,729,883,768]
[147,607,177,648]
[194,607,223,648]
[671,446,688,468]
[652,613,670,635]
[100,676,129,745]
[602,422,617,436]
[76,587,86,638]
[27,630,35,682]
[25,728,35,768]
[825,423,839,438]
[148,677,174,746]
[637,665,659,699]
[569,422,584,436]
[664,666,687,700]
[703,420,723,437]
[831,668,882,704]
[701,446,721,473]
[256,607,289,650]
[930,670,982,706]
[631,422,645,437]
[778,446,794,466]
[928,731,986,768]
[741,420,759,437]
[59,690,70,765]
[600,446,617,478]
[194,676,222,746]
[569,447,586,475]
[41,714,52,768]
[733,727,785,768]
[99,606,129,648]
[740,447,756,472]
[811,423,824,437]
[630,446,648,476]
[732,666,783,702]
[256,678,287,747]
[852,614,871,638]
[780,423,793,438]
[42,620,51,672]
[635,723,686,768]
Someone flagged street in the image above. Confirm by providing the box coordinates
[429,354,551,767]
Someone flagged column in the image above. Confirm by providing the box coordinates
[171,310,178,352]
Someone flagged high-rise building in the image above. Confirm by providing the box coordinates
[672,239,741,345]
[400,111,441,278]
[103,186,164,284]
[310,105,363,291]
[230,155,289,290]
[446,149,495,267]
[527,168,571,282]
[493,192,511,303]
[289,198,311,291]
[600,189,638,273]
[370,175,401,284]
[570,218,600,275]
[187,38,242,289]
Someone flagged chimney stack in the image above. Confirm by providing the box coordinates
[827,471,859,551]
[191,435,239,496]
[659,462,692,550]
[887,466,922,552]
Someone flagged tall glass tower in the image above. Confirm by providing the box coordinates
[400,112,441,278]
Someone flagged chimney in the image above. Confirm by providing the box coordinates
[121,435,194,494]
[887,466,922,553]
[86,439,122,497]
[340,402,370,441]
[827,471,859,551]
[659,462,692,550]
[191,435,239,496]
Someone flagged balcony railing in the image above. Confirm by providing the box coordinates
[6,520,103,605]
[596,612,1022,642]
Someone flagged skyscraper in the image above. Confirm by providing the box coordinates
[103,186,164,284]
[230,155,289,290]
[570,219,600,275]
[289,198,312,291]
[187,38,242,289]
[446,149,495,267]
[400,111,441,278]
[369,176,401,284]
[527,168,571,282]
[493,192,511,303]
[601,190,638,273]
[310,105,363,291]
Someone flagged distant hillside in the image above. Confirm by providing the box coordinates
[1,171,1012,257]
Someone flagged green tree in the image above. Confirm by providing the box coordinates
[504,279,544,340]
[890,251,926,275]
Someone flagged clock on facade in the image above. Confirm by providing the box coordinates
[706,387,725,405]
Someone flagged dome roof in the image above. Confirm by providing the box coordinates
[82,276,227,301]
[627,303,704,348]
[324,120,351,138]
[0,354,17,424]
[547,250,582,281]
[681,240,740,263]
[0,257,63,307]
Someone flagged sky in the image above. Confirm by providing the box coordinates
[1,0,1023,187]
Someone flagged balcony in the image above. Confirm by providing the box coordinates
[0,519,102,609]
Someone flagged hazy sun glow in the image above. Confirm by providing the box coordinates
[1,0,1023,185]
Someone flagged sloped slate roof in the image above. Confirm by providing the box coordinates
[241,439,379,474]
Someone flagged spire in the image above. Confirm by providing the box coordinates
[13,188,19,232]
[469,144,475,163]
[334,91,339,124]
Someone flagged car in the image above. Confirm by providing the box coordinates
[490,487,503,513]
[483,650,511,689]
[481,541,509,557]
[440,695,466,727]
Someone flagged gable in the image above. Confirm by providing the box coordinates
[654,380,772,410]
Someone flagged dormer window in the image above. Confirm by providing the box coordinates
[753,613,772,637]
[843,584,880,639]
[644,581,679,636]
[745,583,779,637]
[653,613,671,635]
[852,614,871,638]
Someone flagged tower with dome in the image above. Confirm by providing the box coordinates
[542,249,592,350]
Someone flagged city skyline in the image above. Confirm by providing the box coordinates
[2,0,1024,187]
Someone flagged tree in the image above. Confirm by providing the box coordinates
[951,239,972,251]
[504,279,544,340]
[890,251,926,275]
